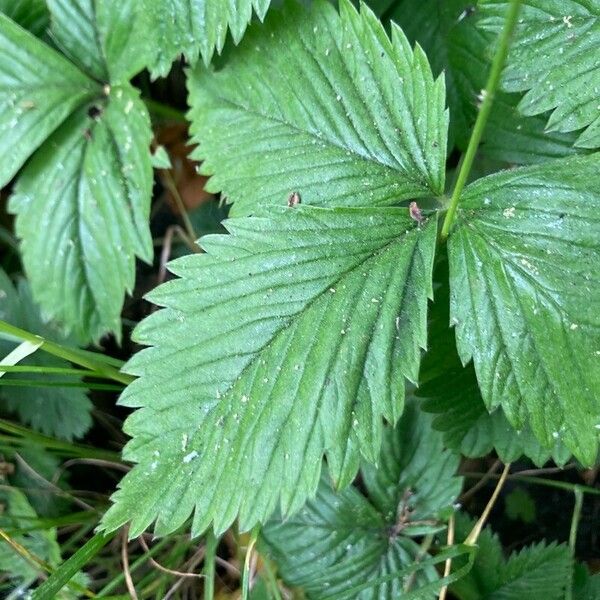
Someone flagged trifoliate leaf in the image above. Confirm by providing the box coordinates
[260,400,462,599]
[418,259,570,466]
[384,0,580,161]
[47,0,149,83]
[450,514,572,600]
[1,6,154,342]
[479,0,600,149]
[0,0,49,36]
[101,205,437,537]
[0,12,97,187]
[0,269,92,440]
[188,0,448,216]
[9,86,153,343]
[141,0,272,77]
[447,154,600,465]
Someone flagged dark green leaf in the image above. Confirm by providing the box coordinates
[451,514,572,600]
[47,0,149,83]
[0,269,92,440]
[447,154,600,465]
[479,0,600,149]
[0,0,49,36]
[141,0,272,77]
[418,259,570,466]
[101,205,437,537]
[261,400,462,599]
[188,0,448,216]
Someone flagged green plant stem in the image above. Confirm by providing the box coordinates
[0,320,132,385]
[463,472,600,496]
[0,365,114,378]
[568,486,584,555]
[0,379,123,391]
[440,0,522,239]
[203,530,218,600]
[0,418,123,461]
[32,531,117,600]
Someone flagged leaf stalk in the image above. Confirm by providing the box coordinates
[440,0,522,239]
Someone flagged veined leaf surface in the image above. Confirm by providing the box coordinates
[101,205,437,537]
[188,0,448,215]
[447,154,600,465]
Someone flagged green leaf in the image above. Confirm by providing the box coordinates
[418,258,570,466]
[141,0,272,77]
[188,0,448,216]
[0,12,97,187]
[9,86,153,343]
[100,205,437,537]
[384,0,580,161]
[447,154,600,465]
[0,270,92,440]
[1,5,154,341]
[479,0,600,149]
[0,488,60,587]
[260,400,462,599]
[450,514,572,600]
[47,0,149,83]
[0,0,49,36]
[573,565,600,600]
[504,487,536,524]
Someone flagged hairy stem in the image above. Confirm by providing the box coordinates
[440,0,522,239]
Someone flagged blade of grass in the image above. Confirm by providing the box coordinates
[32,531,117,600]
[0,340,42,377]
[0,365,117,378]
[0,379,123,391]
[0,321,132,384]
[0,419,123,461]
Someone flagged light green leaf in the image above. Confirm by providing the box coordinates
[0,0,49,36]
[418,260,570,467]
[0,12,97,187]
[101,205,437,537]
[141,0,272,77]
[188,0,448,216]
[383,0,580,161]
[451,514,572,600]
[447,154,600,465]
[47,0,149,83]
[9,86,153,343]
[0,269,92,440]
[260,400,462,599]
[479,0,600,149]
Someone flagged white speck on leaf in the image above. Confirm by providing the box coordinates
[183,451,198,464]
